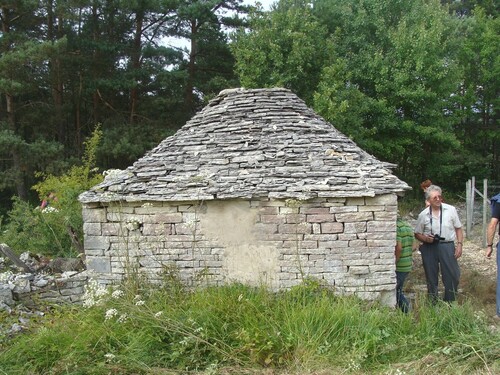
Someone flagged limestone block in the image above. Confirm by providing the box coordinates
[366,194,396,206]
[321,222,343,234]
[300,207,330,214]
[284,214,307,224]
[348,239,367,248]
[367,221,396,232]
[135,205,177,214]
[107,212,143,223]
[142,223,171,236]
[329,240,349,249]
[344,221,367,233]
[107,205,134,214]
[0,285,14,306]
[358,232,393,240]
[346,197,366,206]
[306,214,335,223]
[83,222,101,236]
[260,214,286,224]
[366,239,394,247]
[374,211,397,221]
[359,205,385,212]
[329,206,357,213]
[87,256,111,273]
[349,266,370,275]
[257,206,280,215]
[336,212,373,222]
[343,277,366,286]
[82,208,106,223]
[338,233,357,241]
[101,223,124,236]
[84,235,110,250]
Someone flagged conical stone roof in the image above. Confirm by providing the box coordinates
[79,88,410,203]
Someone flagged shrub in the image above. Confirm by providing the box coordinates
[0,126,103,257]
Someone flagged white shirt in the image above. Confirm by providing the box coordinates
[414,203,462,241]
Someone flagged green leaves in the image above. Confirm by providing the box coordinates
[231,0,329,104]
[235,0,476,190]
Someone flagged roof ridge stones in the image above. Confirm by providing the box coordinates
[79,87,409,203]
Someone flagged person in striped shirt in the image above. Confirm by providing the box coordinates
[396,217,414,313]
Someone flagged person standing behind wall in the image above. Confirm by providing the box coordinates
[414,185,464,303]
[395,217,414,313]
[486,193,500,321]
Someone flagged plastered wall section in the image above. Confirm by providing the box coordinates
[82,194,397,305]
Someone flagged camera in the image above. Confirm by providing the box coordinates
[432,234,445,243]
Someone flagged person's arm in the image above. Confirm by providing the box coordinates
[395,242,402,263]
[415,232,434,244]
[454,227,463,259]
[486,217,499,258]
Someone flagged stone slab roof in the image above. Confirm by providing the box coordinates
[79,88,410,203]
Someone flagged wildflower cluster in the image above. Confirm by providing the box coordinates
[82,279,109,308]
[41,206,59,214]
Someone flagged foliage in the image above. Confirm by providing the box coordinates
[0,1,250,213]
[0,127,103,257]
[231,0,330,105]
[0,0,498,209]
[0,278,498,374]
[232,0,499,194]
[312,0,463,190]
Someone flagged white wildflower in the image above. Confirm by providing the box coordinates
[117,314,128,323]
[105,308,118,320]
[111,290,124,299]
[238,294,243,302]
[104,353,115,362]
[125,220,140,231]
[154,311,163,318]
[135,300,145,306]
[42,206,59,214]
[82,279,109,308]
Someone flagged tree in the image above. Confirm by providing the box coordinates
[168,0,249,112]
[312,0,464,190]
[231,0,329,105]
[0,2,68,200]
[453,7,500,184]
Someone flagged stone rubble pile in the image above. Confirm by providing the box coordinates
[0,251,88,338]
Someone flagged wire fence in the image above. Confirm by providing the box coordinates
[466,178,500,246]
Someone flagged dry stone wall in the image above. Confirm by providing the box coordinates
[82,193,397,305]
[0,271,87,311]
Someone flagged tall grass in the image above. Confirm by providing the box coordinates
[0,277,498,375]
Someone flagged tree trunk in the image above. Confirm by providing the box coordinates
[130,11,144,124]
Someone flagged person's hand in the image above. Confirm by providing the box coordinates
[454,243,462,259]
[486,246,493,258]
[423,234,434,244]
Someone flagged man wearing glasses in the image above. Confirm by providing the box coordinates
[414,185,464,303]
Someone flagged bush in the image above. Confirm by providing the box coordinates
[0,126,103,258]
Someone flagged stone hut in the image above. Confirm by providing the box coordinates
[79,88,410,305]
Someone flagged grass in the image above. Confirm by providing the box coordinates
[0,276,498,375]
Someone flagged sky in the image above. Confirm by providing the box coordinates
[244,0,275,11]
[164,0,276,52]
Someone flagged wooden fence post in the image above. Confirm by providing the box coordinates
[483,179,488,247]
[466,179,471,238]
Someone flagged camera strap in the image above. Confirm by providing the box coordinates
[429,205,442,236]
